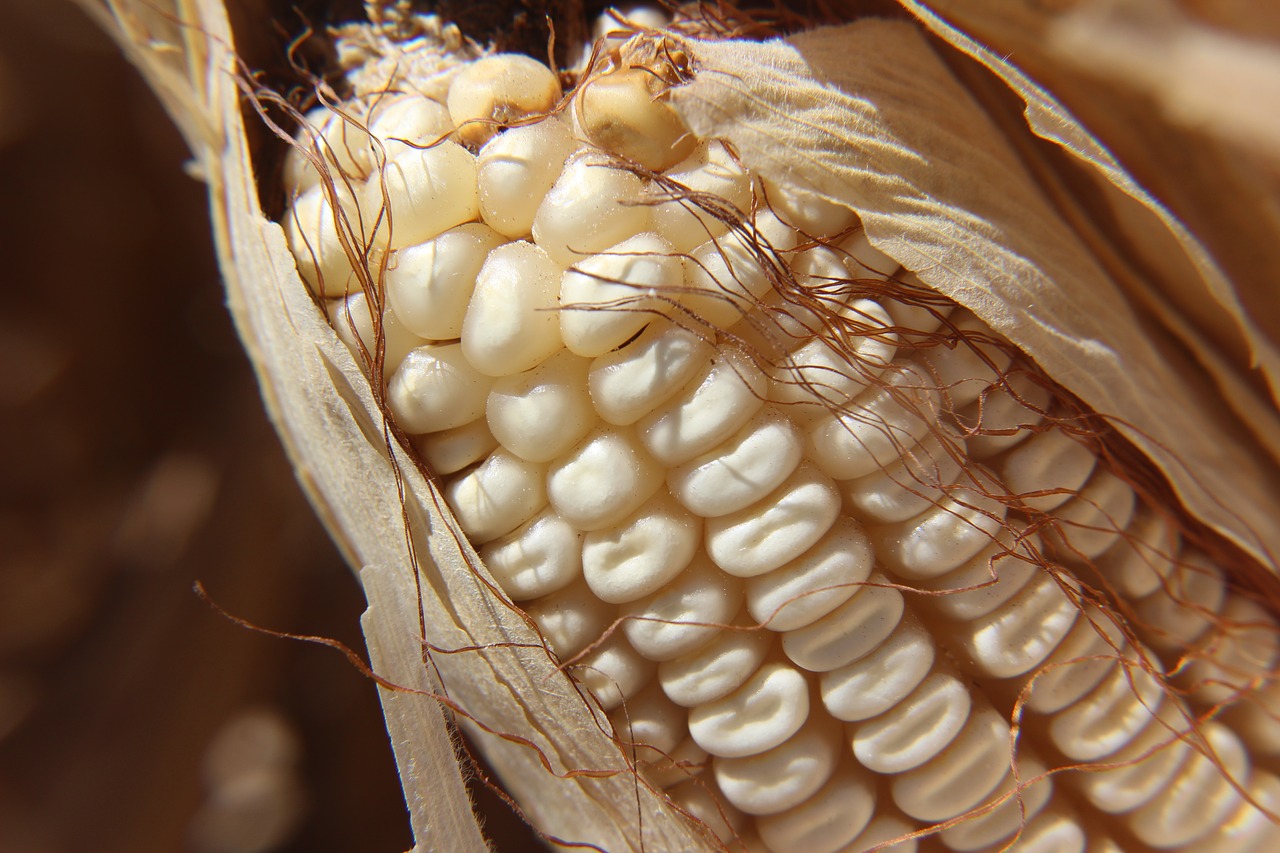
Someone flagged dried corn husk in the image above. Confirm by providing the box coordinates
[79,0,1280,849]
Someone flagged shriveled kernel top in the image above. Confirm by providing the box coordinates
[447,53,563,146]
[575,67,696,172]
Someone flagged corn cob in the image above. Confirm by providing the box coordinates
[276,8,1280,851]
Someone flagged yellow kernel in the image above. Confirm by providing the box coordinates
[575,67,696,171]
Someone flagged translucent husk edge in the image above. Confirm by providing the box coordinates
[78,0,1280,850]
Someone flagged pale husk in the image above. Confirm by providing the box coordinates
[668,16,1280,571]
[81,0,1279,849]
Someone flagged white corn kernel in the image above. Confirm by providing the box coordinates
[1001,804,1086,853]
[819,616,934,722]
[522,577,615,659]
[957,370,1052,460]
[362,140,479,250]
[608,682,687,763]
[890,705,1011,823]
[804,361,941,481]
[870,486,1008,580]
[364,93,455,161]
[909,528,1038,621]
[837,230,897,281]
[668,407,802,518]
[766,330,898,412]
[580,490,701,605]
[1184,597,1280,706]
[922,310,1012,411]
[754,763,876,853]
[548,426,663,532]
[781,573,904,673]
[1094,504,1179,599]
[957,569,1081,679]
[387,342,493,434]
[639,345,768,466]
[1134,550,1226,649]
[442,447,547,544]
[532,150,650,267]
[759,177,858,238]
[588,324,712,425]
[1046,468,1138,562]
[414,418,498,476]
[839,428,965,525]
[937,755,1053,851]
[649,141,753,252]
[327,289,425,374]
[745,517,873,632]
[688,661,810,758]
[559,232,684,357]
[1198,770,1280,852]
[461,240,563,376]
[1129,722,1249,848]
[666,777,748,848]
[622,553,742,661]
[845,815,919,853]
[685,231,791,329]
[659,618,772,708]
[706,463,841,579]
[286,184,360,297]
[479,507,583,601]
[850,673,972,774]
[486,350,594,462]
[386,222,505,340]
[476,117,578,237]
[1076,702,1194,815]
[1023,606,1124,714]
[575,633,655,712]
[1000,427,1098,512]
[713,716,841,815]
[283,104,373,194]
[1049,660,1165,762]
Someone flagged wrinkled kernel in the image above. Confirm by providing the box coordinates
[688,661,810,759]
[486,350,595,463]
[581,490,701,604]
[548,426,664,532]
[447,53,562,146]
[442,448,547,544]
[622,553,742,660]
[479,507,583,601]
[713,716,841,815]
[576,67,696,171]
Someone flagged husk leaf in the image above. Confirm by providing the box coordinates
[903,0,1280,438]
[668,17,1280,571]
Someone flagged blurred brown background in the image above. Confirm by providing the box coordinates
[0,3,430,850]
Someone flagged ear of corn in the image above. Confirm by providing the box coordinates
[85,0,1280,851]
